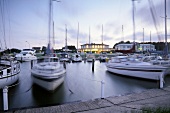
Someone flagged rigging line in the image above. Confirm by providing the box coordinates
[148,0,162,42]
[0,0,7,49]
[5,0,11,49]
[0,1,4,49]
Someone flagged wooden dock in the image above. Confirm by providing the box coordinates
[2,86,170,113]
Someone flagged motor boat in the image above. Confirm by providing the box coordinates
[86,54,95,62]
[15,49,37,62]
[99,53,108,62]
[106,56,170,80]
[59,53,71,63]
[0,56,20,89]
[141,55,170,67]
[72,53,82,62]
[31,56,66,91]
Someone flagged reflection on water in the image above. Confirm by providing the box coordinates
[1,61,168,110]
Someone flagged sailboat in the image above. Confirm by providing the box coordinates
[59,25,71,63]
[86,27,95,62]
[105,0,170,81]
[72,23,83,62]
[31,0,66,91]
[0,0,20,89]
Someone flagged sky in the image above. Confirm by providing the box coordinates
[0,0,169,50]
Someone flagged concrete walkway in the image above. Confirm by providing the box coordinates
[4,86,170,113]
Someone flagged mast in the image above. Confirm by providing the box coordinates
[164,0,168,56]
[122,25,124,42]
[89,27,91,53]
[150,31,151,51]
[102,24,103,53]
[65,24,67,52]
[132,0,136,43]
[48,0,52,48]
[143,28,144,52]
[52,21,55,51]
[77,22,79,53]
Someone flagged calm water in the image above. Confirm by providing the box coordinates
[1,60,170,110]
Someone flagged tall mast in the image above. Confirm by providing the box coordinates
[143,28,144,52]
[165,0,168,56]
[77,22,79,52]
[48,0,52,47]
[102,24,103,53]
[65,24,67,52]
[150,31,151,51]
[132,0,136,43]
[89,27,91,53]
[122,25,124,42]
[53,21,55,49]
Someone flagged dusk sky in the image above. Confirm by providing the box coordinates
[0,0,169,50]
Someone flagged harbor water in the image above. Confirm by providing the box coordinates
[1,60,170,110]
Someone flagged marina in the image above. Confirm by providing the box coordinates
[1,60,170,111]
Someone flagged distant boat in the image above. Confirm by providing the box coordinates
[72,53,82,62]
[86,54,95,62]
[0,56,20,89]
[15,49,37,61]
[99,53,108,62]
[31,0,66,91]
[59,53,71,63]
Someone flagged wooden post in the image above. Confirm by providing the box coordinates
[63,61,66,69]
[31,60,33,69]
[92,59,94,72]
[101,80,104,99]
[21,57,23,63]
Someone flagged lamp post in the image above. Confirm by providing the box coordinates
[25,41,30,49]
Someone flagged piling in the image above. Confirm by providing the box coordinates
[31,60,33,69]
[21,57,23,63]
[101,80,104,99]
[63,61,66,69]
[92,59,94,72]
[3,86,8,111]
[160,74,164,88]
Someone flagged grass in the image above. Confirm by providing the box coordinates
[141,107,170,113]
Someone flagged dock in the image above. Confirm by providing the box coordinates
[3,86,170,113]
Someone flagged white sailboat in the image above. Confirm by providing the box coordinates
[86,27,95,62]
[106,0,170,81]
[72,23,82,62]
[31,0,66,91]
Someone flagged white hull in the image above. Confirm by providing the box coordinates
[16,56,37,62]
[0,73,19,89]
[31,59,66,91]
[32,74,65,91]
[0,58,20,89]
[106,64,167,80]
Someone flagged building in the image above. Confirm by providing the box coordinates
[139,44,156,51]
[115,43,155,53]
[80,43,112,53]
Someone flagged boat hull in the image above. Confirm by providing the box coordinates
[31,63,66,91]
[0,72,19,89]
[32,74,65,91]
[106,64,167,80]
[16,56,37,62]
